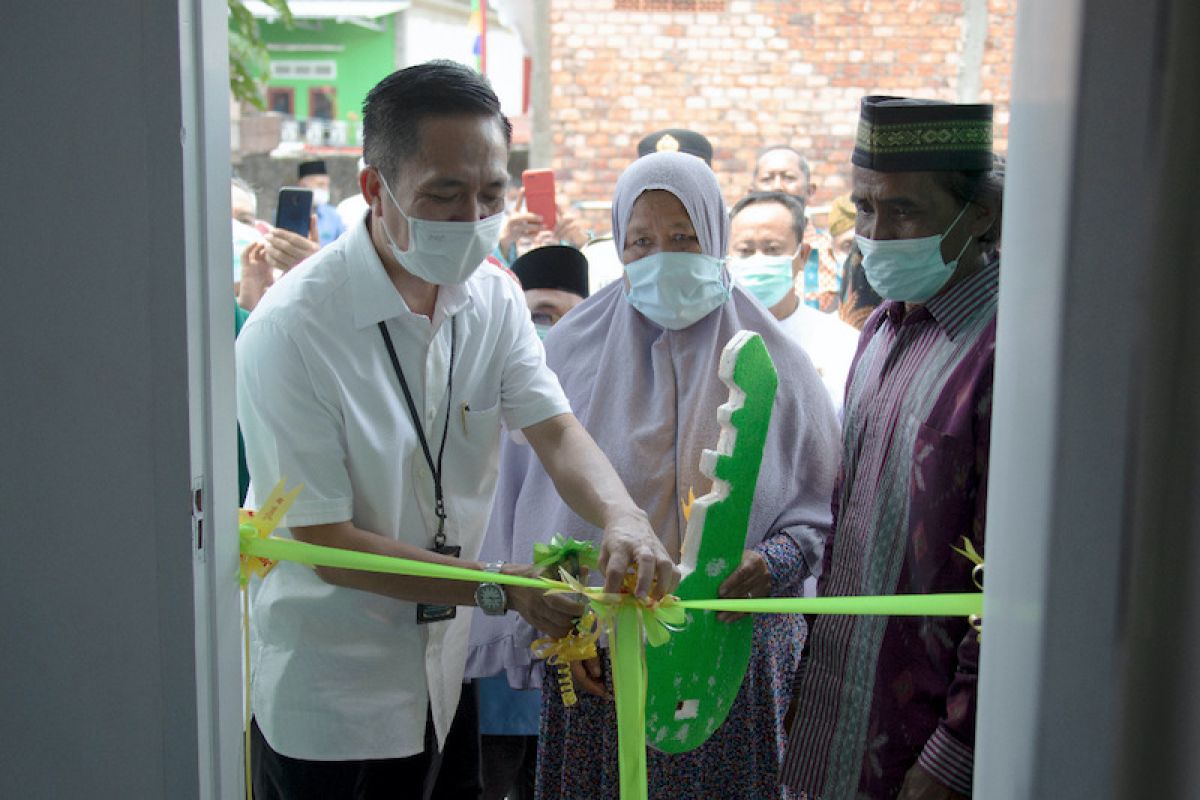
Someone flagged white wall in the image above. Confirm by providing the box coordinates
[404,1,527,116]
[0,2,201,798]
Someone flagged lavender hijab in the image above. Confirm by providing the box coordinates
[467,152,840,687]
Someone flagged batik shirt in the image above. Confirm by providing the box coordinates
[782,259,998,799]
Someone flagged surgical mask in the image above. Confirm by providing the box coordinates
[727,251,798,309]
[376,172,505,285]
[856,204,972,303]
[623,251,730,330]
[534,322,552,340]
[311,188,330,207]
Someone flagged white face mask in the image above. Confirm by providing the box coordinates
[376,171,504,285]
[311,188,330,207]
[856,204,972,303]
[623,251,730,330]
[727,250,799,309]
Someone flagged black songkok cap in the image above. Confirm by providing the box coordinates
[636,129,714,166]
[852,96,994,172]
[511,245,590,299]
[297,159,329,179]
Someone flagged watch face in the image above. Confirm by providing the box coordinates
[477,583,506,614]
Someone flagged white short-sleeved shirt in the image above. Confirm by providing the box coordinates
[237,216,570,761]
[776,303,862,417]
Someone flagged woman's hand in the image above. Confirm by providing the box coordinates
[716,549,771,623]
[569,655,610,700]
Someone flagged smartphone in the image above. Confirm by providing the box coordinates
[521,168,556,231]
[275,187,314,237]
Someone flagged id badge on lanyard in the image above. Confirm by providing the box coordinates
[378,318,461,625]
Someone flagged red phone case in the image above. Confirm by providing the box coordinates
[522,169,556,231]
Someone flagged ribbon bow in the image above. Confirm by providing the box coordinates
[238,479,302,586]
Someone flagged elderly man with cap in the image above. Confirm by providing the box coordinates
[782,96,1002,800]
[297,158,347,247]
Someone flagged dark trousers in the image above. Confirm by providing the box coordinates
[480,734,536,800]
[252,685,482,800]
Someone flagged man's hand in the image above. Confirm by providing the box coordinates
[264,213,320,272]
[569,656,610,700]
[504,563,585,639]
[554,207,590,248]
[715,549,771,623]
[897,764,969,800]
[599,509,679,599]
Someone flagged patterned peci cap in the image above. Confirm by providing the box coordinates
[511,245,590,299]
[852,96,993,172]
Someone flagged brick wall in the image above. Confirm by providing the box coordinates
[548,0,1015,231]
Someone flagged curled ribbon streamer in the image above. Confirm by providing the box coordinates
[531,607,600,707]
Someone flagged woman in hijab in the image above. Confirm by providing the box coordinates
[467,152,839,799]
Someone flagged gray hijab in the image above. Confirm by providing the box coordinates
[466,151,841,689]
[611,151,729,258]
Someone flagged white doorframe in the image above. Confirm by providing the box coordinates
[180,0,244,797]
[977,0,1170,797]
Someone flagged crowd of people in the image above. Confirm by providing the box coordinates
[234,59,1002,800]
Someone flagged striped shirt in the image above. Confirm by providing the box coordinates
[782,259,999,798]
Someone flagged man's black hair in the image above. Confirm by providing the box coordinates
[730,191,809,246]
[362,60,513,180]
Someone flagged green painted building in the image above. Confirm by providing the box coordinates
[258,16,395,122]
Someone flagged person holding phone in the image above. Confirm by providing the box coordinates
[237,60,677,800]
[296,159,347,247]
[494,178,590,266]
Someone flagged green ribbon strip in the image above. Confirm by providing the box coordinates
[240,535,981,800]
[241,535,560,590]
[679,593,983,617]
[611,604,649,800]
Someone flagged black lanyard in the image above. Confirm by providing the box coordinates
[377,317,457,547]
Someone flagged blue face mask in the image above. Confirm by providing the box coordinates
[534,322,552,340]
[623,251,730,330]
[856,204,972,303]
[727,251,799,309]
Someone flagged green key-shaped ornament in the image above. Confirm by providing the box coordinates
[645,329,778,753]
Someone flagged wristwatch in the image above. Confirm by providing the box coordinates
[475,561,508,616]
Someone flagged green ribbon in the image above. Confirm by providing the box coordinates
[679,593,983,617]
[610,604,648,800]
[239,535,981,800]
[240,536,558,590]
[531,533,599,575]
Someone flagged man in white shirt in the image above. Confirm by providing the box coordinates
[238,60,677,799]
[726,191,862,416]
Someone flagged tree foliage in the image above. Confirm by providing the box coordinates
[228,0,294,109]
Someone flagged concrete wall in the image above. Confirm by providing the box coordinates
[0,3,199,797]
